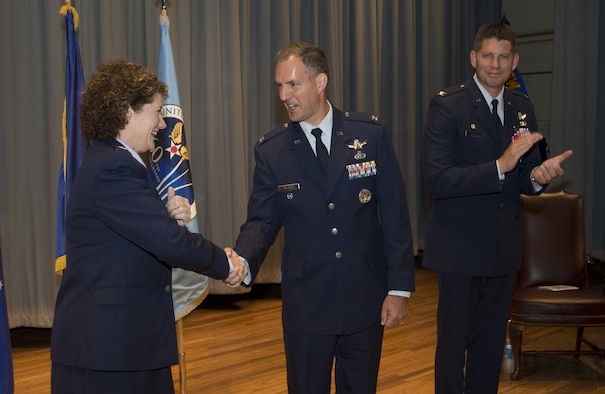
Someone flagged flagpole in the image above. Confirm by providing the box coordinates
[177,318,186,394]
[57,0,87,273]
[155,5,200,392]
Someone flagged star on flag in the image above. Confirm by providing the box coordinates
[165,140,182,159]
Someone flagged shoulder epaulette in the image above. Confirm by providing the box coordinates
[435,83,466,98]
[506,87,530,100]
[343,111,381,125]
[257,123,289,146]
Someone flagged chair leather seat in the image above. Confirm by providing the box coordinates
[508,192,605,380]
[511,287,605,325]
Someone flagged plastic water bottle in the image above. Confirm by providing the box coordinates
[502,338,514,373]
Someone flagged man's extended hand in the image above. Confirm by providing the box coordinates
[223,247,248,287]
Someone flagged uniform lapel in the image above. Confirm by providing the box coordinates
[468,80,503,145]
[288,123,327,188]
[326,111,353,196]
[503,89,520,137]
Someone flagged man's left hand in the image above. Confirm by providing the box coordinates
[531,149,574,185]
[381,295,409,328]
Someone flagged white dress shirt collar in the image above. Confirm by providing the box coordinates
[473,73,504,120]
[116,138,146,167]
[300,101,334,153]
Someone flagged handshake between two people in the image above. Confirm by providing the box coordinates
[165,186,248,287]
[223,247,248,287]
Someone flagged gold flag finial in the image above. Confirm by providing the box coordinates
[59,1,80,31]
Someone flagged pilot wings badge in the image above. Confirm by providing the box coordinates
[348,139,367,160]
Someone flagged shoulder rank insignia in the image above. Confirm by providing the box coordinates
[344,112,380,123]
[437,84,465,97]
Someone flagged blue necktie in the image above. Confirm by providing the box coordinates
[311,128,329,175]
[492,99,501,126]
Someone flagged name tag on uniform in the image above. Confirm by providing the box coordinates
[346,160,376,180]
[277,183,300,192]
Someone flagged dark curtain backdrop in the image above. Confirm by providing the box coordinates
[1,0,602,328]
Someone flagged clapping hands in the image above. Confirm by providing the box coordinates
[498,132,573,185]
[529,149,574,185]
[498,131,544,173]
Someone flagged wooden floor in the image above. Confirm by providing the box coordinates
[11,266,605,393]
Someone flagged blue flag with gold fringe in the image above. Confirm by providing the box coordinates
[150,7,209,321]
[501,15,529,96]
[55,3,88,273]
[506,68,528,96]
[0,250,14,394]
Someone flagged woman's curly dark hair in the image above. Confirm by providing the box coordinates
[80,59,168,140]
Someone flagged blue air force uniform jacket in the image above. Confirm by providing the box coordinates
[422,79,543,277]
[51,139,230,372]
[234,107,416,336]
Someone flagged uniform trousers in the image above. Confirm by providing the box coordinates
[434,271,516,394]
[283,323,384,394]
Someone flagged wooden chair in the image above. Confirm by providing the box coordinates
[508,190,605,380]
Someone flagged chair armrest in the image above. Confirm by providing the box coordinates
[586,254,605,288]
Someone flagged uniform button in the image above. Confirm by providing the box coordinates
[331,228,339,235]
[165,285,171,292]
[335,251,342,259]
[328,202,336,210]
